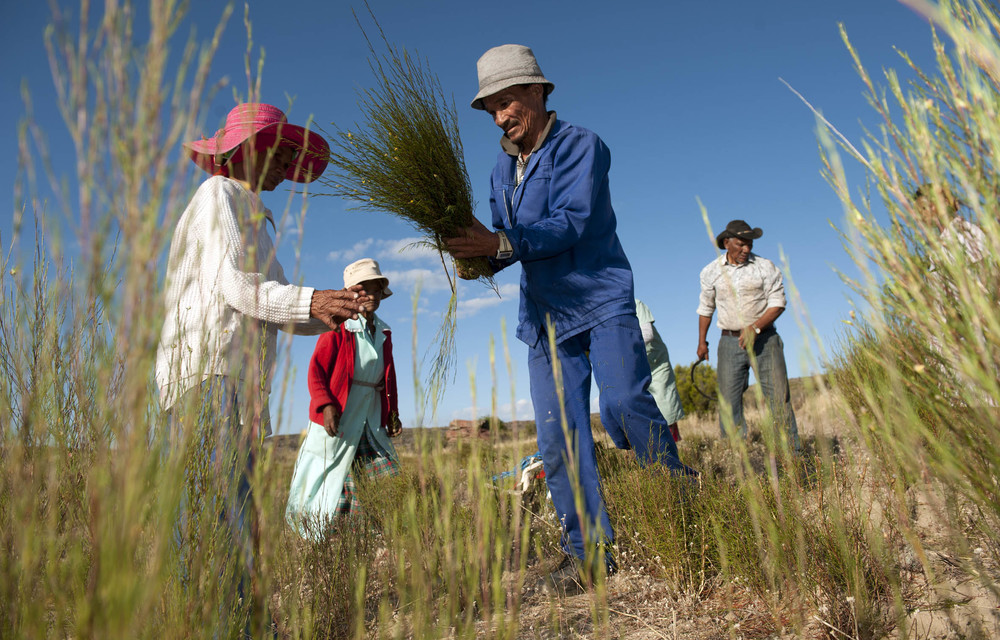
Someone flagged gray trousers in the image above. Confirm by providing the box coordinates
[716,329,801,451]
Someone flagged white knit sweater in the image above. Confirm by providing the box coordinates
[155,176,328,411]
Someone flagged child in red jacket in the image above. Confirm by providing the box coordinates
[286,259,401,536]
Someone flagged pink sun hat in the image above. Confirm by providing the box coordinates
[184,103,330,183]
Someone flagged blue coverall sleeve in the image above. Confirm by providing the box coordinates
[505,134,609,262]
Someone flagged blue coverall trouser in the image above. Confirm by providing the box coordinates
[527,313,689,565]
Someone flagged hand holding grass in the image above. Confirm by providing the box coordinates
[445,217,500,260]
[387,414,402,438]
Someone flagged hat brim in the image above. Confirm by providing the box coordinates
[345,275,392,298]
[184,121,330,183]
[716,227,763,249]
[471,78,554,110]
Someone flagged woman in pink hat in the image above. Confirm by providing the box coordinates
[155,103,369,633]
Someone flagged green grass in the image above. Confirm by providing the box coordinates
[5,0,1000,638]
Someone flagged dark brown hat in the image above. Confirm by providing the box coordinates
[716,219,763,249]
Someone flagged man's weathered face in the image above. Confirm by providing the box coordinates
[725,237,753,264]
[482,84,547,150]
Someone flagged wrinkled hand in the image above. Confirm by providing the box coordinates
[322,404,341,438]
[310,285,372,330]
[444,217,500,259]
[387,413,402,438]
[696,341,709,362]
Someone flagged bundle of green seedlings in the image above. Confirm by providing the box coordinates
[319,14,496,409]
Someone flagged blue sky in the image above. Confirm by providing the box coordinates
[1,1,940,433]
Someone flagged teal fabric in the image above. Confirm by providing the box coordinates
[285,314,397,537]
[635,300,685,425]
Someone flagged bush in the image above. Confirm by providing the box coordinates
[673,361,718,416]
[831,317,957,440]
[598,440,898,637]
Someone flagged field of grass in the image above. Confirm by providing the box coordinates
[4,0,1000,638]
[251,379,999,639]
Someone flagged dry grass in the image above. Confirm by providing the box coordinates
[256,384,1000,639]
[7,1,1000,638]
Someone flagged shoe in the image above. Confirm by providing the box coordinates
[542,556,588,597]
[542,554,615,597]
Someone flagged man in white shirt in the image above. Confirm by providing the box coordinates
[913,183,995,407]
[696,220,800,451]
[914,182,986,266]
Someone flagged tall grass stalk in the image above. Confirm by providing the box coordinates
[806,0,1000,633]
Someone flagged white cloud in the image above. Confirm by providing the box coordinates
[456,283,519,319]
[327,236,447,268]
[326,237,509,310]
[382,267,453,295]
[377,237,441,263]
[327,238,374,263]
[505,397,534,422]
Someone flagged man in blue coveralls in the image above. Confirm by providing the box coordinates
[446,44,694,596]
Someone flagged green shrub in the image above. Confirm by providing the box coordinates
[673,361,718,416]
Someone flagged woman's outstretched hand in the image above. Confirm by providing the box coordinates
[310,285,373,330]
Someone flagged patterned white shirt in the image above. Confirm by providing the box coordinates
[940,216,986,264]
[697,253,786,331]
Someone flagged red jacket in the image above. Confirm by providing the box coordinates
[307,323,398,428]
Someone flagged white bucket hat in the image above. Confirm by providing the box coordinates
[343,258,392,298]
[471,44,554,110]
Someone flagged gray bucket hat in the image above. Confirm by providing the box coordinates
[471,44,555,110]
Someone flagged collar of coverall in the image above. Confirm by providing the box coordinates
[501,111,557,159]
